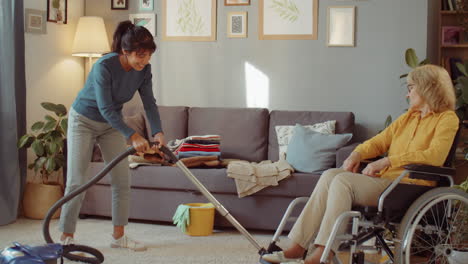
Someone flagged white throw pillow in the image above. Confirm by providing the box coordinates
[275,120,336,159]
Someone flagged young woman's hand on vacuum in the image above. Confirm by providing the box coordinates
[152,132,165,147]
[130,132,150,152]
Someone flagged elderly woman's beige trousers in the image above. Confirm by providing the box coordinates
[288,168,393,250]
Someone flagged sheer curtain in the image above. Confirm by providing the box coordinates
[0,0,27,225]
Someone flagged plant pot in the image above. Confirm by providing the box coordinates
[23,182,63,219]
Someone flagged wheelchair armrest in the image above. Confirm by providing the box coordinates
[403,164,455,181]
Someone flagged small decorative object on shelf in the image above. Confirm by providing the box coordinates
[442,26,464,45]
[456,0,468,32]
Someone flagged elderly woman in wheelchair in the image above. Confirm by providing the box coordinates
[262,64,467,264]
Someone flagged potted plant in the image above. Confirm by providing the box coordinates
[18,102,68,219]
[454,61,468,121]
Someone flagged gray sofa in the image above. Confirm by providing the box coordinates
[79,105,356,231]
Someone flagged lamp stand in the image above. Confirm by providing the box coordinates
[85,56,93,81]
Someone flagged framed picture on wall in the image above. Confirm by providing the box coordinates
[111,0,128,10]
[327,6,356,47]
[225,0,250,6]
[163,0,217,41]
[130,13,156,36]
[47,0,67,24]
[25,9,47,34]
[227,12,247,38]
[259,0,318,40]
[140,0,154,11]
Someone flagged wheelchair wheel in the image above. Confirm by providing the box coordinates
[395,187,468,264]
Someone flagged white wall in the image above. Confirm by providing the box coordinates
[24,0,85,180]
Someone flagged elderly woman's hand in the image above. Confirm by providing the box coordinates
[343,152,361,172]
[362,157,390,177]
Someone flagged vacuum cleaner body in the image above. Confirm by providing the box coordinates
[0,243,62,264]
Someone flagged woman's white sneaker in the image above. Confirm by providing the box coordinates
[61,236,76,245]
[261,251,302,263]
[110,235,147,251]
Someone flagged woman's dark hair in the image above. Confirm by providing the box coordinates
[112,20,156,54]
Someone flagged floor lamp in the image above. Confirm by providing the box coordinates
[72,16,110,81]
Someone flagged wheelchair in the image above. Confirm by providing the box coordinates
[262,132,468,264]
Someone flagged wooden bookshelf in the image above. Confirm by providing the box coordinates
[427,0,468,78]
[442,44,468,48]
[440,10,468,14]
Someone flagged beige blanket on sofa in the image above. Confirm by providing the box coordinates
[227,160,294,198]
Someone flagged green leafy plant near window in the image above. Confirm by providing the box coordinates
[454,61,468,121]
[17,102,68,184]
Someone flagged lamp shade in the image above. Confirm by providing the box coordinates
[72,16,110,57]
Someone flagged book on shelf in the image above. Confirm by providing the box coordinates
[448,0,454,11]
[444,0,462,11]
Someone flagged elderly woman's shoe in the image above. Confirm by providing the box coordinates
[280,260,304,264]
[261,251,302,263]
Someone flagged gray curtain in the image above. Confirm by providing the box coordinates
[0,0,26,225]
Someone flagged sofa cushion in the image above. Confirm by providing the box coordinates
[268,110,355,161]
[286,124,353,173]
[275,120,336,159]
[122,104,188,142]
[187,107,269,162]
[150,106,188,142]
[89,163,321,197]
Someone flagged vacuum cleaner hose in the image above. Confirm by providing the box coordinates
[42,145,137,264]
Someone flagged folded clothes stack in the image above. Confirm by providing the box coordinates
[175,135,221,159]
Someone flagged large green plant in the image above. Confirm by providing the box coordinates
[18,102,68,184]
[454,61,468,121]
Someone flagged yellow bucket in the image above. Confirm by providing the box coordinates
[185,203,215,236]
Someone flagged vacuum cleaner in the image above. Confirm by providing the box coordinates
[1,144,277,264]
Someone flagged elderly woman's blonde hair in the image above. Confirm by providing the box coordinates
[407,64,456,112]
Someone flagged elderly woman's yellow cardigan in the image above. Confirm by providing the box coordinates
[354,109,459,186]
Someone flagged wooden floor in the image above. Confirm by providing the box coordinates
[337,252,387,264]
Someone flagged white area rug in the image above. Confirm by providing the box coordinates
[0,218,279,263]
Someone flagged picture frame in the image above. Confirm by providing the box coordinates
[163,0,217,41]
[327,6,356,47]
[47,0,67,24]
[227,11,247,38]
[442,26,463,46]
[25,9,47,34]
[259,0,318,40]
[140,0,153,11]
[225,0,250,6]
[130,13,156,36]
[111,0,128,10]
